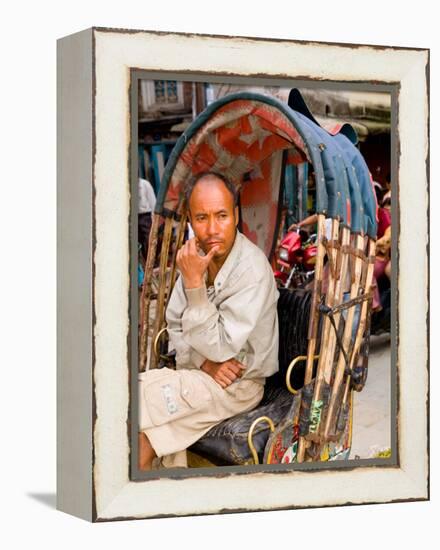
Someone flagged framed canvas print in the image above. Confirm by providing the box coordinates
[57,27,429,522]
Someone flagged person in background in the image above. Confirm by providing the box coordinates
[374,190,392,284]
[373,181,391,240]
[382,172,391,204]
[370,179,392,318]
[288,213,332,240]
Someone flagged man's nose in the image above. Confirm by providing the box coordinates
[207,216,218,235]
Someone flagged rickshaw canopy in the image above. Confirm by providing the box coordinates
[155,90,377,257]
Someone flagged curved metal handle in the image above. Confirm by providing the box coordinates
[153,326,168,360]
[286,354,320,395]
[247,416,275,465]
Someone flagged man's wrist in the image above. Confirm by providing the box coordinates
[184,284,209,307]
[183,277,204,289]
[200,360,211,375]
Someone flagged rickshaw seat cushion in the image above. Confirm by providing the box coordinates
[188,379,294,465]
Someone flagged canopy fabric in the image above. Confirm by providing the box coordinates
[155,91,377,251]
[288,88,377,237]
[158,97,310,212]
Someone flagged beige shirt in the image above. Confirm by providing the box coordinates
[166,231,279,382]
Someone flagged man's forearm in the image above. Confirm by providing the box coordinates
[181,280,265,363]
[201,358,246,388]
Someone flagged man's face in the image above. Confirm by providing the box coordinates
[188,176,238,263]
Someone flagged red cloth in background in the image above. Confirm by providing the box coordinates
[377,207,391,239]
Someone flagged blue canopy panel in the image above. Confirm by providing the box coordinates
[288,88,377,238]
[294,111,351,227]
[333,134,378,239]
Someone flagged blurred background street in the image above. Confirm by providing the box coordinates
[351,334,392,458]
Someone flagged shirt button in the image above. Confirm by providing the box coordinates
[183,389,189,396]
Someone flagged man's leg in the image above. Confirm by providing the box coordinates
[138,432,157,470]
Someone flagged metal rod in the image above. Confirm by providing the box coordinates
[286,355,319,395]
[340,239,376,408]
[247,416,275,465]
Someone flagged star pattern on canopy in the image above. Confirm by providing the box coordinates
[238,115,273,150]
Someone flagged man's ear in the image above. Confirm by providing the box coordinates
[234,206,239,226]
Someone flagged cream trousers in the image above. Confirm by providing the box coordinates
[139,367,264,468]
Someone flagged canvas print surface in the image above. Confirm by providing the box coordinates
[135,78,394,473]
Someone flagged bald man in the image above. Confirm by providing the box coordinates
[138,172,279,469]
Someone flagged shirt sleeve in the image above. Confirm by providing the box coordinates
[165,276,206,368]
[181,274,273,363]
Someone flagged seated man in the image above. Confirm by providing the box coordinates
[138,171,279,469]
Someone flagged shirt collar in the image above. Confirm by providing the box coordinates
[211,230,243,293]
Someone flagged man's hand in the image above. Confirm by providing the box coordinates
[287,223,299,232]
[201,358,246,388]
[176,238,219,289]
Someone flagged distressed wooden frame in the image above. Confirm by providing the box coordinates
[57,27,429,522]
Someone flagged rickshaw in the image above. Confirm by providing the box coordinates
[138,89,377,466]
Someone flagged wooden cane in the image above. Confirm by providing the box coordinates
[323,233,366,440]
[139,213,160,372]
[148,215,174,370]
[296,213,326,463]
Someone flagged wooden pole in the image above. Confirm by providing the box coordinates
[323,233,365,440]
[339,239,376,420]
[166,206,187,309]
[296,213,326,463]
[148,215,174,370]
[306,226,351,447]
[321,227,351,383]
[138,213,160,372]
[304,219,341,444]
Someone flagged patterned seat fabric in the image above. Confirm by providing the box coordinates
[189,288,313,465]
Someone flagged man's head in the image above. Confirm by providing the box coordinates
[185,172,239,264]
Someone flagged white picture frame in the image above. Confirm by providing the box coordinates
[57,27,429,522]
